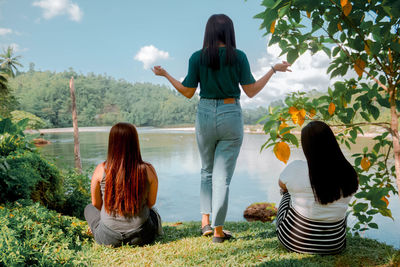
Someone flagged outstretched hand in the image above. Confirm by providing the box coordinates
[152,66,167,77]
[274,61,292,72]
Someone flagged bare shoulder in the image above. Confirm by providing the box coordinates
[145,163,158,184]
[92,162,105,182]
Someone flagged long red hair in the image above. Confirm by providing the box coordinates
[104,122,148,217]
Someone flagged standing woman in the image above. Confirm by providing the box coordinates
[153,14,291,243]
[84,122,162,247]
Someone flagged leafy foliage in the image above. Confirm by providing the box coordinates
[255,0,400,233]
[11,110,48,130]
[61,169,91,220]
[0,118,90,218]
[0,46,23,78]
[8,70,199,128]
[0,200,92,266]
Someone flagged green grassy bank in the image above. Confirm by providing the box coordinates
[1,202,399,266]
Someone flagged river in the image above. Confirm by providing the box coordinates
[37,127,400,249]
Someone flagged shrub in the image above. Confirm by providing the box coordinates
[61,169,91,219]
[11,110,48,130]
[0,149,64,209]
[0,200,92,266]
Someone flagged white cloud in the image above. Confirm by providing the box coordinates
[134,45,170,69]
[33,0,83,22]
[242,43,337,108]
[0,28,12,35]
[1,43,28,53]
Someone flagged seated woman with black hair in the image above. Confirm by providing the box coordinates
[276,121,358,255]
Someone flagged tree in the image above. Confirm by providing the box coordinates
[0,69,8,94]
[0,46,23,77]
[255,0,399,232]
[69,77,82,174]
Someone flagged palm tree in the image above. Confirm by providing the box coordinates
[0,68,8,94]
[0,46,23,77]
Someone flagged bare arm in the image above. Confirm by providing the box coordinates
[91,163,104,210]
[152,66,196,99]
[278,179,288,193]
[146,164,159,208]
[242,61,291,98]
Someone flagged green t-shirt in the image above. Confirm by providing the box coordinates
[182,48,255,99]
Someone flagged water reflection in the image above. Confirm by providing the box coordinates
[38,128,400,248]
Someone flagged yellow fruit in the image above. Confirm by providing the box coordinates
[337,22,343,32]
[361,156,371,171]
[274,142,290,164]
[299,109,306,118]
[381,196,389,207]
[288,106,298,115]
[340,0,348,8]
[328,102,336,115]
[309,109,316,118]
[343,3,352,16]
[354,58,366,77]
[270,20,276,34]
[306,11,311,18]
[297,115,305,126]
[364,44,370,55]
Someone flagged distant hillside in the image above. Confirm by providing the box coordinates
[9,70,273,128]
[9,70,198,127]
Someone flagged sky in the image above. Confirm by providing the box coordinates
[0,0,336,108]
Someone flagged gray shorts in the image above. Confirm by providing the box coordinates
[84,204,162,247]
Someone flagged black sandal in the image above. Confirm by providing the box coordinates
[201,224,213,236]
[212,230,233,243]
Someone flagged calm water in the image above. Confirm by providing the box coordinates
[38,128,400,249]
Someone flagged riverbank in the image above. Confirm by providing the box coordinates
[1,202,399,266]
[26,125,384,137]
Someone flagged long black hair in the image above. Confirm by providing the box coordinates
[201,14,237,70]
[301,121,358,204]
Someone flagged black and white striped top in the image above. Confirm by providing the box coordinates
[276,192,347,255]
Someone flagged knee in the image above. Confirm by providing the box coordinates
[84,203,94,220]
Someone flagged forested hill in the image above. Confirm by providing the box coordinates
[9,70,198,128]
[8,70,268,128]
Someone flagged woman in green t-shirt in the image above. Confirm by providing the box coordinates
[153,14,291,243]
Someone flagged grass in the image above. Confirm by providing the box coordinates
[1,203,399,266]
[89,221,400,267]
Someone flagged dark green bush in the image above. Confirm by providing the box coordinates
[0,200,92,266]
[61,169,91,219]
[0,149,64,209]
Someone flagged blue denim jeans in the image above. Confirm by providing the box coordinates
[196,98,244,227]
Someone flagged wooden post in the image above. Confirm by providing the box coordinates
[69,77,82,173]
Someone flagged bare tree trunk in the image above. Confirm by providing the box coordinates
[389,85,400,200]
[69,77,82,174]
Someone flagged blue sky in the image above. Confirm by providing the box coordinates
[0,0,334,107]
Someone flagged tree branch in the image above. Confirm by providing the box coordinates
[327,122,391,128]
[324,0,390,91]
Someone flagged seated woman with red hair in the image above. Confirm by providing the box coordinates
[84,122,162,247]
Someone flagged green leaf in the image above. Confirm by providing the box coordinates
[279,127,294,135]
[368,223,378,229]
[332,46,340,57]
[353,203,369,213]
[261,0,276,8]
[287,49,299,64]
[367,104,380,120]
[284,133,299,147]
[360,112,371,122]
[366,209,379,215]
[350,129,357,140]
[263,119,277,132]
[322,47,331,58]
